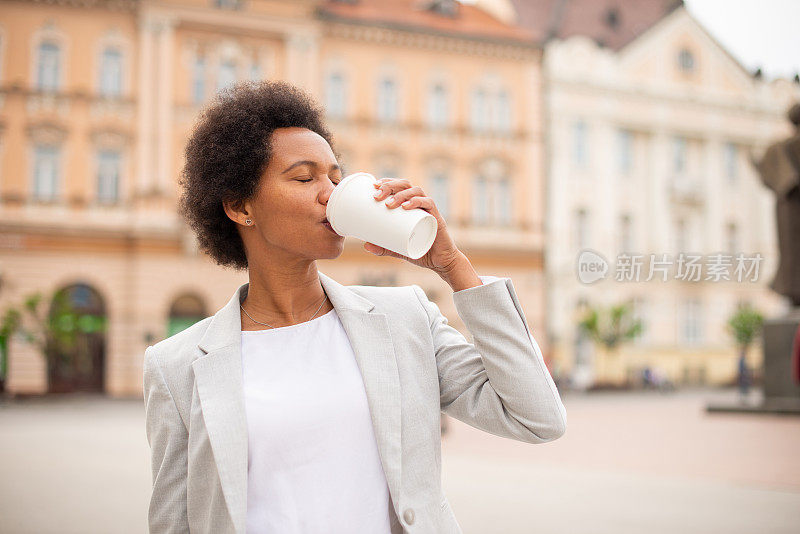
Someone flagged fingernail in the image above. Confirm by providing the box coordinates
[374,191,381,198]
[386,196,395,205]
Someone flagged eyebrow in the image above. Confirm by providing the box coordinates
[281,160,341,174]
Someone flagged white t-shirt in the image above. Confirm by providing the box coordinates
[241,308,394,534]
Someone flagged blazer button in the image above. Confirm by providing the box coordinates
[403,508,415,525]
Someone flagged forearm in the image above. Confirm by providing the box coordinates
[439,251,483,292]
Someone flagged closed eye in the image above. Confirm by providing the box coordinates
[296,178,340,186]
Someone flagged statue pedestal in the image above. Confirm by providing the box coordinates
[706,309,800,415]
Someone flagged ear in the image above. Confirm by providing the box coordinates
[222,198,251,226]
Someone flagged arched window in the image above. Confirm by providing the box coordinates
[471,175,488,224]
[726,221,738,253]
[495,177,512,225]
[97,149,121,204]
[33,144,60,202]
[426,83,448,129]
[678,49,695,72]
[619,213,633,253]
[575,208,589,249]
[37,41,61,91]
[572,120,588,167]
[618,129,633,174]
[723,142,737,182]
[168,294,208,337]
[99,47,123,97]
[47,283,107,392]
[494,90,511,133]
[325,71,347,118]
[429,170,450,218]
[377,76,398,123]
[216,58,237,92]
[192,54,206,103]
[248,59,261,81]
[470,88,488,132]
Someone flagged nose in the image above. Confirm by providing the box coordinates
[319,178,336,204]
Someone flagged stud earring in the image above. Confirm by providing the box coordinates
[245,219,252,225]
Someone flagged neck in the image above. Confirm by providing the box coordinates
[241,261,329,326]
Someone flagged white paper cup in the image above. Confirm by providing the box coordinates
[326,172,438,260]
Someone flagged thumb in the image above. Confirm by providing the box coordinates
[363,242,383,255]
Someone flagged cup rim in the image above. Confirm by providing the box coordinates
[326,172,376,235]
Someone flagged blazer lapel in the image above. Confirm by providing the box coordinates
[194,271,403,533]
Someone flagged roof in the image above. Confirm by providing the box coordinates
[317,0,537,45]
[510,0,683,50]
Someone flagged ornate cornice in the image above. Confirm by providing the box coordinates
[319,15,539,61]
[13,0,138,11]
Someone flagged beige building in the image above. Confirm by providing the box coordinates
[535,3,800,387]
[0,0,546,396]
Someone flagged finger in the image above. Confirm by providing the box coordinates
[398,195,436,212]
[384,186,425,207]
[364,242,404,259]
[373,178,413,200]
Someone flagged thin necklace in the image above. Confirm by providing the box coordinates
[240,291,329,329]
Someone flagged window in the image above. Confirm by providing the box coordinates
[33,145,60,201]
[192,56,206,103]
[674,218,687,253]
[681,297,703,345]
[494,90,511,133]
[429,171,450,218]
[672,136,687,173]
[216,59,237,93]
[470,88,488,132]
[248,60,261,81]
[618,129,633,174]
[631,296,648,345]
[325,72,346,118]
[495,178,512,225]
[376,161,399,180]
[726,222,738,253]
[619,213,633,253]
[213,0,241,8]
[377,77,398,123]
[168,293,207,337]
[97,150,121,204]
[575,208,589,249]
[678,49,695,72]
[99,47,122,97]
[572,121,587,167]
[426,83,448,129]
[472,176,488,224]
[724,142,737,182]
[37,41,61,91]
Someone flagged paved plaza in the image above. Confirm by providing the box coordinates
[1,388,798,533]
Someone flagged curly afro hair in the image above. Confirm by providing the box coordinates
[177,80,337,271]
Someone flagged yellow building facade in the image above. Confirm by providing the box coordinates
[0,0,546,396]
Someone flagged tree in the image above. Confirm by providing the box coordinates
[0,308,23,393]
[578,301,643,385]
[0,289,106,393]
[726,304,764,396]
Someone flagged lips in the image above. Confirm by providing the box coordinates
[321,219,337,234]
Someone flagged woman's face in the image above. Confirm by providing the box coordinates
[233,127,345,264]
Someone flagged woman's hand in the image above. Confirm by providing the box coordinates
[365,177,462,275]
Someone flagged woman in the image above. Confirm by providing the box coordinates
[143,80,567,534]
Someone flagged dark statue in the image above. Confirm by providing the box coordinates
[754,103,800,307]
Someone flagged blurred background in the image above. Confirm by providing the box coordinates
[0,0,799,533]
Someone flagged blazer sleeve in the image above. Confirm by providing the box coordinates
[143,345,190,533]
[412,275,567,444]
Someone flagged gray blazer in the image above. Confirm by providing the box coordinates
[143,271,567,534]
